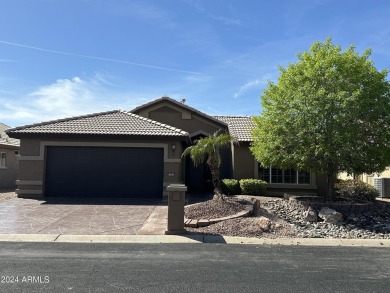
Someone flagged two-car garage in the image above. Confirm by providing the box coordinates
[7,109,189,199]
[44,146,164,198]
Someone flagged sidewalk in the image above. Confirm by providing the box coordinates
[0,233,389,247]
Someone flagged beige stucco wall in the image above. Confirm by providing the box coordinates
[135,104,227,136]
[232,143,255,180]
[0,146,19,189]
[16,136,185,198]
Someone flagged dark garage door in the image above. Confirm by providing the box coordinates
[45,146,164,198]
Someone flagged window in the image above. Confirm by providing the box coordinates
[0,152,6,168]
[258,164,311,184]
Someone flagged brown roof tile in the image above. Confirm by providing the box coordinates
[214,116,255,142]
[6,111,189,138]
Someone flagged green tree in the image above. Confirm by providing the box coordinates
[250,38,390,200]
[182,131,235,200]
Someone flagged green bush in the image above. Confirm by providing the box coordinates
[221,179,241,195]
[335,180,379,202]
[239,179,267,196]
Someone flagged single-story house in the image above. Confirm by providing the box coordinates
[0,123,20,189]
[6,97,327,199]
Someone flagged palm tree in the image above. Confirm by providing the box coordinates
[182,131,236,200]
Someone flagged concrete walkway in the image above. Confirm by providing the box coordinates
[0,233,389,247]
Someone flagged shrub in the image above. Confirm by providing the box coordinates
[221,179,241,195]
[335,180,379,202]
[239,179,267,196]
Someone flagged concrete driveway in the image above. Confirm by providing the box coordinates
[0,197,168,235]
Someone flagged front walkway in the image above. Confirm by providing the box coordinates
[0,197,167,235]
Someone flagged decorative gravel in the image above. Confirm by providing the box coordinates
[186,196,390,239]
[0,190,17,203]
[263,197,390,239]
[185,198,247,219]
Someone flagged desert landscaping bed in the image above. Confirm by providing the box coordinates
[185,195,390,239]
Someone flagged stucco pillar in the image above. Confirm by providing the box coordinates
[165,184,187,235]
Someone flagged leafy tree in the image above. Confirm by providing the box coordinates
[251,38,390,200]
[182,131,236,200]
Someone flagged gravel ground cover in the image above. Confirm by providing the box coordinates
[185,197,247,219]
[186,196,390,239]
[0,190,17,203]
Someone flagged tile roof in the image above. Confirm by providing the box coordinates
[131,96,228,127]
[0,123,20,148]
[214,116,255,142]
[6,111,189,138]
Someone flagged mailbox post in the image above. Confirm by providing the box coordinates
[165,184,187,235]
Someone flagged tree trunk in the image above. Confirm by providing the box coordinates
[207,156,223,200]
[326,172,336,201]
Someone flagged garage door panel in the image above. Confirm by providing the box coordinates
[45,147,164,198]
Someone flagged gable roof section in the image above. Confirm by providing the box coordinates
[6,111,189,138]
[0,122,20,148]
[214,116,255,142]
[131,96,227,128]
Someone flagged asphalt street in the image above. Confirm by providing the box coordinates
[0,242,389,292]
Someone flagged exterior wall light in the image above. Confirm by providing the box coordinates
[171,145,176,152]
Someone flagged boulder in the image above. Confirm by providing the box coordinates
[258,216,273,232]
[303,207,318,222]
[318,207,343,223]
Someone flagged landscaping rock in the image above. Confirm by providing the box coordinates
[303,207,318,222]
[318,207,343,223]
[258,216,273,232]
[186,195,390,239]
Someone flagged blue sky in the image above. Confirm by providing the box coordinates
[0,0,389,127]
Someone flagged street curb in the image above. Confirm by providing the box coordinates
[0,233,389,247]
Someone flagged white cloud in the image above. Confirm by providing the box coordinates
[32,77,88,113]
[0,75,153,126]
[234,76,271,98]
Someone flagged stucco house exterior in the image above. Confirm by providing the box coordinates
[339,168,390,187]
[6,97,327,199]
[0,123,20,189]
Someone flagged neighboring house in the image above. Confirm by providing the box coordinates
[0,123,20,189]
[339,169,390,186]
[6,97,327,199]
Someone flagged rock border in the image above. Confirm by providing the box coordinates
[184,199,257,228]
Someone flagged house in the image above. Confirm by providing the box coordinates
[6,97,327,198]
[339,169,390,186]
[0,123,20,189]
